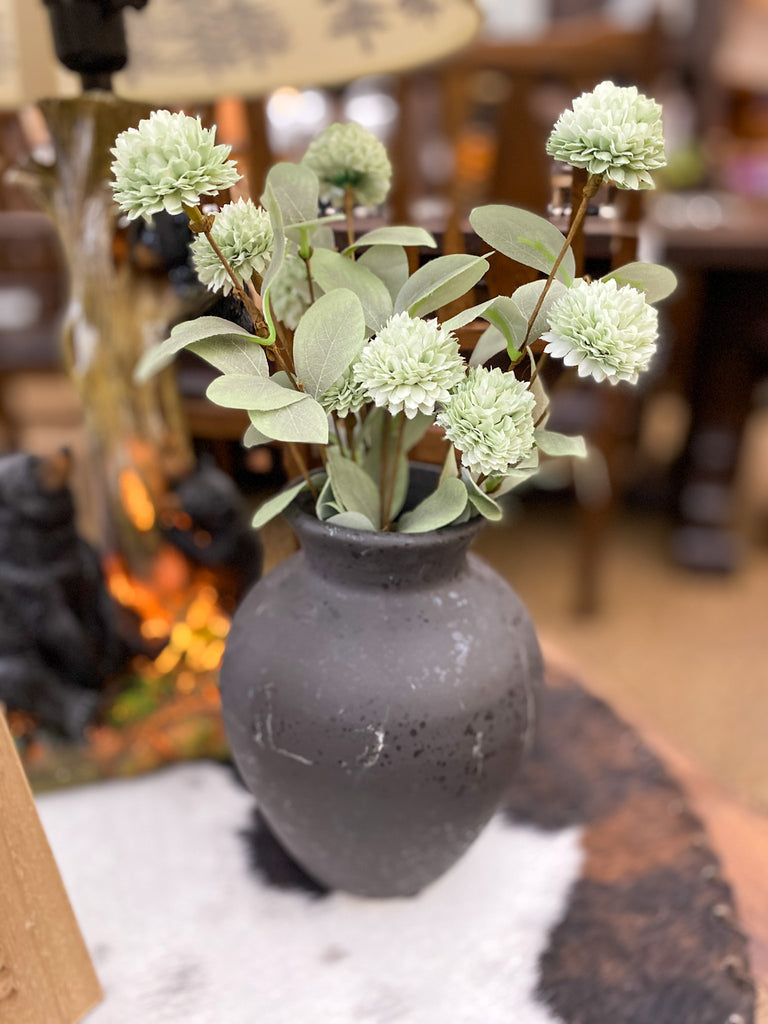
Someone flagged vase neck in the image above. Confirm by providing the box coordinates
[290,512,482,589]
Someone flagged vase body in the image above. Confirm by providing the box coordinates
[220,475,542,897]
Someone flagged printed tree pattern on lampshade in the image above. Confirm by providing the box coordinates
[115,0,480,103]
[0,0,479,108]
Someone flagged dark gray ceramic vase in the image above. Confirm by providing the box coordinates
[219,467,542,897]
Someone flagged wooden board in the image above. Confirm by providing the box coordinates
[0,709,102,1023]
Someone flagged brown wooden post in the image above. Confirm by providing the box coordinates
[0,709,102,1024]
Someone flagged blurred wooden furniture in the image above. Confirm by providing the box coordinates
[391,13,663,225]
[651,194,768,572]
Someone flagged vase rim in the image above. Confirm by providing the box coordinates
[284,462,485,551]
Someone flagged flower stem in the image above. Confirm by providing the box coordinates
[521,173,603,352]
[383,412,406,532]
[288,442,318,499]
[343,187,356,251]
[379,413,390,529]
[302,251,316,303]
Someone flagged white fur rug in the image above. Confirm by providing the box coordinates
[36,762,581,1024]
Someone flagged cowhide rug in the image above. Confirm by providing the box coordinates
[35,672,755,1024]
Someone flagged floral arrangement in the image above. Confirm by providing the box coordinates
[112,82,675,534]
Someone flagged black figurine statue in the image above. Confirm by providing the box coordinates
[0,450,130,739]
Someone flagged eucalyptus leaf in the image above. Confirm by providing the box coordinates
[249,394,329,444]
[206,374,305,411]
[261,161,319,228]
[492,465,541,496]
[311,225,336,251]
[602,261,678,303]
[344,225,437,253]
[259,182,287,303]
[288,213,346,232]
[386,454,410,524]
[310,248,393,333]
[315,475,338,521]
[326,449,381,526]
[326,511,376,531]
[511,279,568,342]
[394,253,489,318]
[452,503,473,525]
[397,476,468,533]
[270,370,296,388]
[188,336,269,377]
[462,470,503,521]
[134,316,265,382]
[358,245,410,303]
[243,422,272,446]
[441,299,495,333]
[439,445,459,483]
[534,428,588,458]
[293,288,366,399]
[251,478,308,529]
[468,324,506,367]
[469,205,575,285]
[442,296,528,358]
[529,363,550,428]
[288,215,346,254]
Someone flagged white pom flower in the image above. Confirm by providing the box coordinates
[268,251,313,330]
[111,110,240,220]
[320,367,369,418]
[436,366,536,477]
[542,278,658,385]
[302,121,392,207]
[353,312,466,419]
[546,81,666,190]
[191,199,274,293]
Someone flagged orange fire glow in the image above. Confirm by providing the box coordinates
[118,468,156,532]
[105,545,231,704]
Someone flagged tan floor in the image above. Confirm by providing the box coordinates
[474,500,768,815]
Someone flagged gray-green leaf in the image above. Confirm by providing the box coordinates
[602,261,677,303]
[511,279,568,341]
[358,245,410,303]
[397,476,468,533]
[310,248,393,333]
[326,511,376,531]
[293,288,366,399]
[243,422,272,446]
[188,336,269,377]
[326,449,381,526]
[344,225,437,253]
[261,162,319,228]
[468,324,506,367]
[462,470,504,521]
[134,316,265,382]
[260,182,287,300]
[251,478,308,529]
[249,394,329,444]
[207,374,305,411]
[315,475,338,521]
[469,205,575,285]
[534,428,588,458]
[395,253,489,318]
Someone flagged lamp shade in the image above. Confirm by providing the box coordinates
[0,0,481,108]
